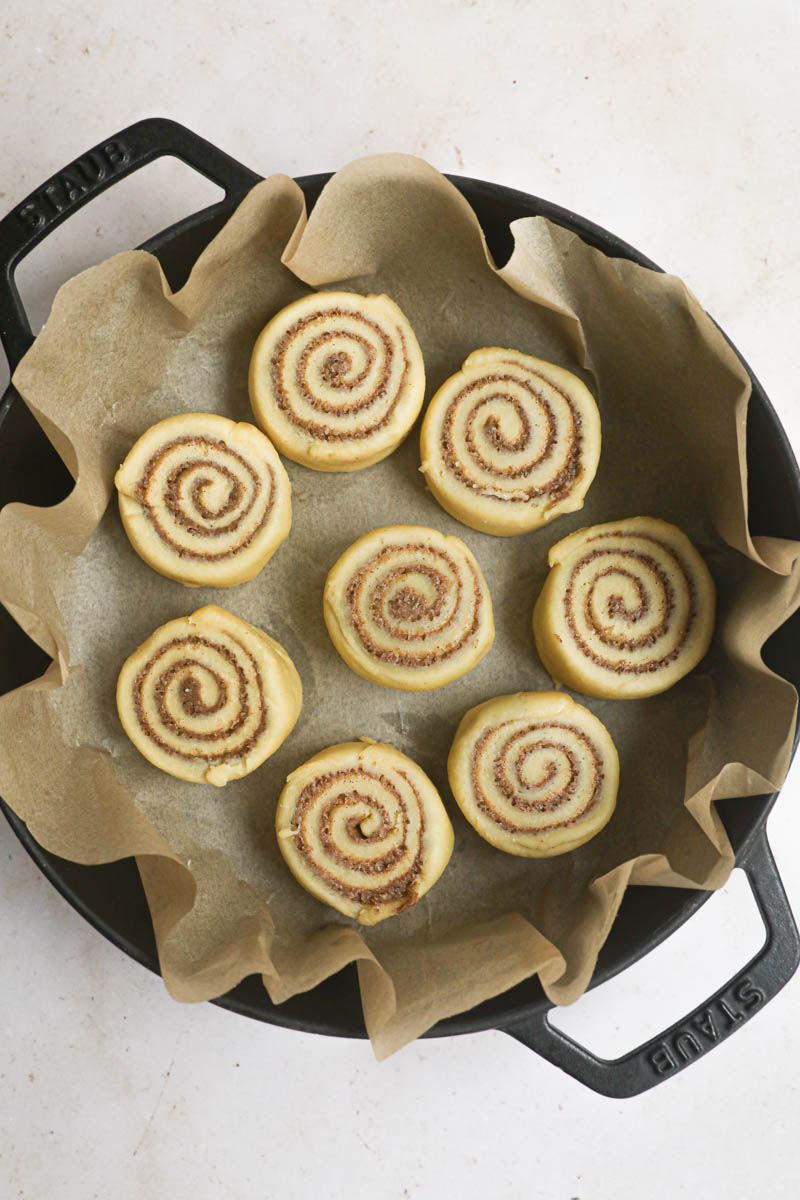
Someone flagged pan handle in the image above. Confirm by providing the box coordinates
[0,117,261,372]
[501,829,799,1097]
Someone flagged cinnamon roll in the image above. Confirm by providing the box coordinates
[420,347,601,536]
[115,413,291,587]
[116,605,302,785]
[323,525,494,691]
[533,517,716,698]
[248,292,425,471]
[448,692,619,856]
[275,740,454,923]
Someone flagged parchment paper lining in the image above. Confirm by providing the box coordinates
[1,156,798,1060]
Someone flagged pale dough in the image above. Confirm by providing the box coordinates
[420,347,601,536]
[276,739,454,924]
[115,412,292,587]
[448,691,619,857]
[248,291,425,471]
[323,524,494,691]
[533,516,716,699]
[116,605,302,786]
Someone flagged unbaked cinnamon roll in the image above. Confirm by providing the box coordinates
[275,740,454,923]
[323,525,494,691]
[448,692,618,856]
[420,347,600,536]
[115,413,291,587]
[116,605,302,785]
[248,292,425,471]
[533,517,716,698]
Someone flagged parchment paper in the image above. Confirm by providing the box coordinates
[1,156,798,1059]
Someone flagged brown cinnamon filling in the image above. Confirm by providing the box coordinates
[134,435,274,561]
[439,366,583,503]
[562,533,694,674]
[471,721,603,834]
[178,464,243,524]
[291,768,425,910]
[319,348,358,387]
[371,563,453,641]
[269,307,410,441]
[300,331,374,402]
[132,634,267,763]
[344,543,482,666]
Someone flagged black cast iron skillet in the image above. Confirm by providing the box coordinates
[1,119,798,1098]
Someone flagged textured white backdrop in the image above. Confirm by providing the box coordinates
[1,2,799,1196]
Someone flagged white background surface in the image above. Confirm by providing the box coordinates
[2,1,800,1196]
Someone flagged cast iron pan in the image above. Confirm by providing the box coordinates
[1,119,798,1098]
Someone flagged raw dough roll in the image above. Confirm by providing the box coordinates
[533,517,716,699]
[115,413,291,587]
[448,692,619,857]
[323,524,494,691]
[248,291,425,471]
[116,605,302,786]
[275,740,454,924]
[420,347,601,536]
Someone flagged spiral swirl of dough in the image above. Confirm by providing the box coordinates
[420,347,601,535]
[249,292,425,471]
[448,692,618,856]
[533,517,716,699]
[116,606,302,785]
[276,741,454,924]
[324,525,494,691]
[115,413,291,587]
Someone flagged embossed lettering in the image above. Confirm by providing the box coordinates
[13,138,131,237]
[103,140,130,169]
[18,200,45,229]
[58,168,88,202]
[734,978,764,1011]
[42,182,65,214]
[76,152,107,184]
[692,1010,718,1042]
[674,1032,702,1061]
[718,998,743,1027]
[647,1044,676,1075]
